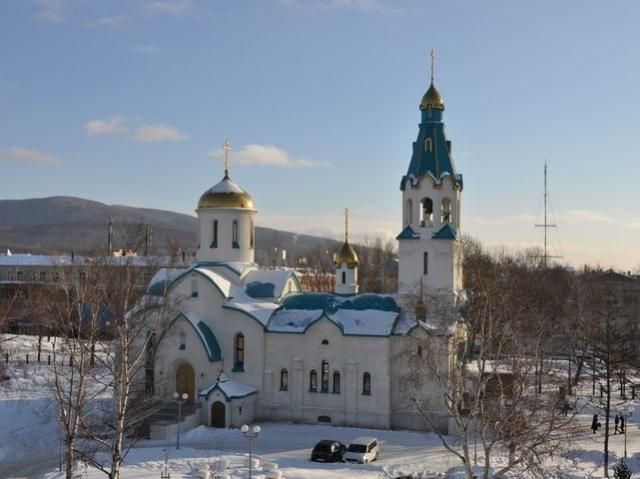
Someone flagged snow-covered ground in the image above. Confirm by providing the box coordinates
[3,334,640,479]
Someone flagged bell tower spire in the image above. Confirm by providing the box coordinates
[334,208,359,296]
[397,54,463,300]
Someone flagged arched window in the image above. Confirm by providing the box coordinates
[321,360,329,392]
[280,368,288,391]
[309,370,318,392]
[232,220,239,248]
[333,371,341,393]
[250,220,254,249]
[421,198,433,226]
[341,271,346,284]
[424,138,433,152]
[441,198,452,224]
[423,252,429,275]
[211,220,218,248]
[405,198,413,225]
[362,372,371,395]
[179,331,186,350]
[234,333,245,371]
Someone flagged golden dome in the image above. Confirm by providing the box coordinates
[420,82,444,110]
[334,241,359,268]
[198,174,255,209]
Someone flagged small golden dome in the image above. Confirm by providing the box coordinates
[198,174,255,209]
[334,241,359,268]
[420,82,444,110]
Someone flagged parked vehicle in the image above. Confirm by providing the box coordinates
[343,437,379,464]
[310,440,347,462]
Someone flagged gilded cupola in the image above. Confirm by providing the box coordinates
[334,208,359,268]
[420,82,444,110]
[198,139,255,210]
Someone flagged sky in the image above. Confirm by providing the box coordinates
[1,0,639,269]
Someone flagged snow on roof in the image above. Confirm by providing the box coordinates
[266,293,400,336]
[225,295,280,326]
[193,266,235,297]
[266,309,324,333]
[199,373,257,400]
[0,254,78,266]
[243,269,298,298]
[393,314,417,335]
[328,309,398,336]
[181,311,222,362]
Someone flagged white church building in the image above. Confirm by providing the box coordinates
[147,69,466,433]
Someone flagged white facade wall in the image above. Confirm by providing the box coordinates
[195,207,256,264]
[334,264,358,295]
[398,175,462,296]
[262,318,391,429]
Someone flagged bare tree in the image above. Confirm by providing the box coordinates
[407,241,576,479]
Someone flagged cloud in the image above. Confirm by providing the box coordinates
[210,144,330,169]
[130,44,162,56]
[135,124,187,142]
[142,0,197,15]
[277,0,399,13]
[561,209,615,224]
[85,117,128,136]
[0,147,65,166]
[95,15,130,28]
[34,0,66,24]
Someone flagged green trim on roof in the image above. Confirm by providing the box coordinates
[432,224,458,240]
[154,313,222,363]
[396,225,420,240]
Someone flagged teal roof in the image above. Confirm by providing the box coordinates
[156,313,222,363]
[401,103,463,191]
[280,292,399,315]
[432,224,458,240]
[246,281,276,298]
[396,225,420,240]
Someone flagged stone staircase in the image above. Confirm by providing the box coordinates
[148,401,202,439]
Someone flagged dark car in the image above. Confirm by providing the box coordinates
[310,440,347,462]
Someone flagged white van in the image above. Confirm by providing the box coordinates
[343,437,379,464]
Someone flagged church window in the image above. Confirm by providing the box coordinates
[321,360,329,392]
[280,368,288,391]
[191,273,198,297]
[211,220,218,248]
[417,345,423,358]
[39,271,46,282]
[423,252,429,275]
[17,271,23,281]
[250,220,254,249]
[232,220,239,248]
[179,331,186,350]
[321,339,329,345]
[441,198,452,224]
[424,138,433,152]
[309,370,318,392]
[341,272,346,284]
[420,198,433,226]
[333,371,341,393]
[362,372,371,395]
[234,333,245,371]
[405,199,413,225]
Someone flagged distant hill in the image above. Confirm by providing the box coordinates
[0,196,341,263]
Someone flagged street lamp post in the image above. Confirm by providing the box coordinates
[173,392,189,449]
[624,409,632,459]
[241,424,261,479]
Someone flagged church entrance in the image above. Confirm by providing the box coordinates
[175,363,195,404]
[211,401,226,428]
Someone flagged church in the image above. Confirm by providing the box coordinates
[147,63,466,434]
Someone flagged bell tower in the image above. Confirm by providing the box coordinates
[397,51,463,298]
[334,208,359,295]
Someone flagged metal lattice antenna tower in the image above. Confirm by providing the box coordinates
[534,162,561,267]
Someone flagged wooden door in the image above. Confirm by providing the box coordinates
[211,401,226,428]
[175,363,195,404]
